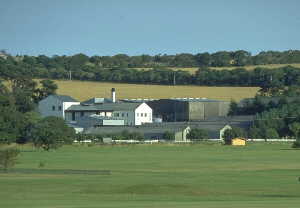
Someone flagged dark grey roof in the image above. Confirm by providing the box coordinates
[169,98,227,103]
[121,99,157,103]
[81,97,113,105]
[84,125,190,135]
[52,95,78,102]
[66,102,142,112]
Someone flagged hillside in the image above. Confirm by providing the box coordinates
[53,80,259,101]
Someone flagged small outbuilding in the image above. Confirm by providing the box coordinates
[231,138,246,146]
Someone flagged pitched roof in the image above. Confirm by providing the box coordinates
[66,102,142,112]
[81,97,113,105]
[52,95,78,102]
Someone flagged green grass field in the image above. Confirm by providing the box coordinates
[1,143,300,208]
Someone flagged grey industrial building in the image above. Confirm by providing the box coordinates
[145,98,230,122]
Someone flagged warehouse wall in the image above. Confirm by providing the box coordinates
[219,101,231,116]
[204,102,220,118]
[148,99,230,122]
[188,102,205,121]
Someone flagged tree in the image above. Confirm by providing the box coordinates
[11,77,37,113]
[0,90,21,144]
[35,79,58,102]
[187,128,209,141]
[31,117,75,151]
[289,122,300,148]
[264,128,279,140]
[17,111,41,144]
[195,53,211,67]
[248,127,262,139]
[0,147,20,171]
[289,122,300,139]
[228,100,240,116]
[223,127,245,145]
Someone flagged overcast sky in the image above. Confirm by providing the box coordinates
[1,0,300,56]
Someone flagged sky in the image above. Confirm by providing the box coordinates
[1,0,300,56]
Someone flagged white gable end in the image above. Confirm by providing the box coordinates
[134,103,152,125]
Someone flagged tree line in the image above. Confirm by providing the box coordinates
[2,50,300,68]
[2,54,300,91]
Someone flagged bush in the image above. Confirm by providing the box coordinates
[223,127,245,145]
[31,116,75,151]
[292,138,300,148]
[0,147,20,170]
[187,128,209,141]
[163,131,175,140]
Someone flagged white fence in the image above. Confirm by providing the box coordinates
[246,139,296,142]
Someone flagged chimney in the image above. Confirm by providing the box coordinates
[111,88,116,103]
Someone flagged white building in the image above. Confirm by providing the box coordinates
[65,102,152,126]
[38,95,80,119]
[38,88,153,127]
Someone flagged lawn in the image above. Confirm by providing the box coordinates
[0,143,300,208]
[53,80,259,102]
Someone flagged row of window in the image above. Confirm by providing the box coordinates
[137,113,147,117]
[114,113,129,117]
[52,106,62,111]
[69,111,150,121]
[113,113,149,117]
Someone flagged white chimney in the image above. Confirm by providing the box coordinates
[111,88,116,103]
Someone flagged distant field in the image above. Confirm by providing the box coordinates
[52,80,259,101]
[135,63,300,74]
[1,143,300,208]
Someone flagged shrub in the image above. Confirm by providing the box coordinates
[163,131,175,140]
[187,128,209,141]
[223,127,245,145]
[31,116,75,151]
[292,138,300,148]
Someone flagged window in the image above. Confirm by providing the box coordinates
[137,113,139,117]
[122,113,124,117]
[115,113,119,117]
[127,113,128,117]
[58,106,62,111]
[80,112,84,117]
[72,112,75,121]
[145,113,147,117]
[52,106,55,111]
[141,113,143,117]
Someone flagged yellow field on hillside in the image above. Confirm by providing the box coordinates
[135,63,300,74]
[53,80,259,101]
